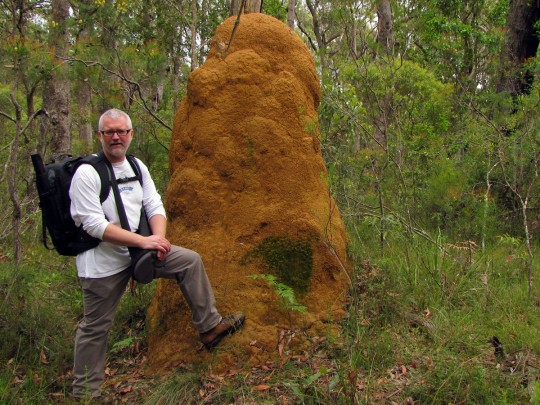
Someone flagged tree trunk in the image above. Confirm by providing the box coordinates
[172,54,182,113]
[287,0,296,29]
[376,0,393,55]
[79,81,94,148]
[101,0,118,50]
[76,0,95,149]
[305,0,327,72]
[497,0,540,95]
[8,85,23,264]
[190,0,199,71]
[374,0,394,145]
[229,0,262,16]
[43,0,72,155]
[349,19,358,60]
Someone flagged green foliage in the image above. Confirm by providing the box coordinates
[242,236,313,296]
[262,0,288,22]
[111,337,134,354]
[342,229,539,404]
[109,282,155,360]
[0,252,80,403]
[248,274,307,313]
[322,58,473,239]
[403,0,506,85]
[283,367,336,403]
[0,259,79,362]
[404,355,519,403]
[417,158,486,237]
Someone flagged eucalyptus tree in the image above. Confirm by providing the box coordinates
[490,0,540,294]
[41,0,71,155]
[376,0,393,54]
[295,0,349,79]
[70,0,99,148]
[230,0,262,14]
[288,0,296,28]
[397,0,506,91]
[497,0,540,96]
[0,0,50,262]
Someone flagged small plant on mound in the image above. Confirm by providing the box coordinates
[248,274,307,313]
[242,236,313,296]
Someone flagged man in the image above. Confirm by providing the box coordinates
[69,108,245,398]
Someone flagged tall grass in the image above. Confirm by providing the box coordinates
[341,221,540,404]
[0,237,154,403]
[0,249,80,403]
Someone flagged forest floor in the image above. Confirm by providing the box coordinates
[4,254,538,404]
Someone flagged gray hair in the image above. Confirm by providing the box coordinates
[98,109,132,130]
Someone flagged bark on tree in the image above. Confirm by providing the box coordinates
[288,0,296,29]
[374,0,393,145]
[43,0,72,155]
[349,19,358,60]
[101,0,118,50]
[76,0,95,148]
[79,79,93,148]
[305,0,327,72]
[172,54,182,113]
[5,1,46,262]
[8,81,23,264]
[373,0,395,252]
[376,0,393,55]
[229,0,262,16]
[497,0,540,95]
[190,0,199,71]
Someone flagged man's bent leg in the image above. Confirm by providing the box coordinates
[72,269,131,398]
[156,246,221,333]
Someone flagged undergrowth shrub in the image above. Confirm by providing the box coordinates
[340,216,539,404]
[0,251,80,403]
[108,282,156,364]
[0,236,156,403]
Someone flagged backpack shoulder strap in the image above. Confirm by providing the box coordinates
[75,153,142,203]
[126,154,143,186]
[76,152,113,203]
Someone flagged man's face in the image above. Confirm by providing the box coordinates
[98,115,133,163]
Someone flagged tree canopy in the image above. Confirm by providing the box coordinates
[1,0,540,277]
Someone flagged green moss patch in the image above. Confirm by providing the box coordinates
[242,236,313,296]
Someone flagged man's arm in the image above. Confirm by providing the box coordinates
[148,214,170,260]
[102,222,171,254]
[149,214,167,238]
[137,158,170,259]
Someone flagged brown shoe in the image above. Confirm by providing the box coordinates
[200,312,245,350]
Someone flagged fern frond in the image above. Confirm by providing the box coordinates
[248,274,307,313]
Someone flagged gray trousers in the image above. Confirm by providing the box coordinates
[72,245,221,398]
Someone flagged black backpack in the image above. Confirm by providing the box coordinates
[31,152,142,256]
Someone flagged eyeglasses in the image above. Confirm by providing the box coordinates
[100,129,132,137]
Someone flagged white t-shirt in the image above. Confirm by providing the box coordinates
[69,156,166,278]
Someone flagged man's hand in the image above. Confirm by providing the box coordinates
[155,250,168,261]
[148,214,169,260]
[140,235,171,259]
[102,216,171,261]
